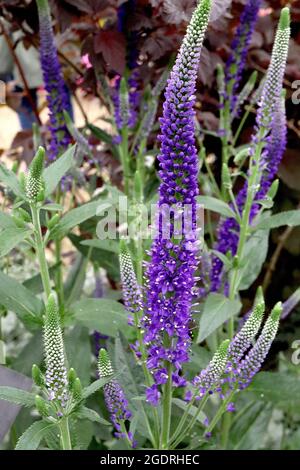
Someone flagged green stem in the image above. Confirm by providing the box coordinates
[132,310,160,448]
[54,190,65,310]
[59,418,72,450]
[160,362,173,449]
[170,395,208,449]
[55,238,65,309]
[204,392,235,438]
[120,421,134,449]
[31,205,52,298]
[232,105,253,148]
[220,409,232,449]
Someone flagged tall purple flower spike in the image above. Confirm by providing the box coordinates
[143,0,211,402]
[211,9,290,293]
[224,0,262,115]
[98,349,135,447]
[36,0,71,161]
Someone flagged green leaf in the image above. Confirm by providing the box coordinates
[87,124,113,145]
[43,145,76,197]
[64,254,88,305]
[0,227,32,258]
[75,406,110,425]
[71,298,129,338]
[172,398,206,425]
[197,196,236,218]
[0,212,17,229]
[64,326,91,387]
[82,376,115,399]
[12,332,43,376]
[229,401,272,450]
[72,418,93,450]
[51,200,110,239]
[184,345,212,379]
[114,335,150,439]
[0,386,35,407]
[69,234,120,281]
[248,372,300,408]
[0,164,23,198]
[0,271,44,329]
[197,293,241,343]
[40,203,64,212]
[255,210,300,231]
[238,229,270,291]
[15,420,56,450]
[23,264,60,295]
[81,239,119,254]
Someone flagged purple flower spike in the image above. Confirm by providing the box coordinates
[36,0,71,161]
[98,349,135,447]
[211,10,290,293]
[143,0,211,395]
[192,339,229,398]
[237,302,282,389]
[119,240,143,316]
[228,295,265,363]
[224,0,262,114]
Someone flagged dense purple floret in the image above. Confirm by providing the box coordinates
[143,1,211,398]
[98,349,135,446]
[211,97,287,293]
[37,0,71,161]
[103,380,132,427]
[224,0,262,114]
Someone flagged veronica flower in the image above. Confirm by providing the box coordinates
[98,349,135,446]
[43,294,68,408]
[237,302,282,389]
[143,0,211,400]
[134,69,170,152]
[119,240,143,318]
[228,295,265,364]
[36,0,71,161]
[224,0,262,115]
[192,339,230,399]
[113,74,140,134]
[211,9,290,293]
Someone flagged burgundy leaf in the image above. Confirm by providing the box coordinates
[210,0,232,22]
[142,29,174,61]
[162,0,195,25]
[94,30,126,74]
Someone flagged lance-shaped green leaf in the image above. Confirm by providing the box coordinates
[15,420,57,450]
[43,145,76,197]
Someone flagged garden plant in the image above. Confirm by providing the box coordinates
[0,0,300,452]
